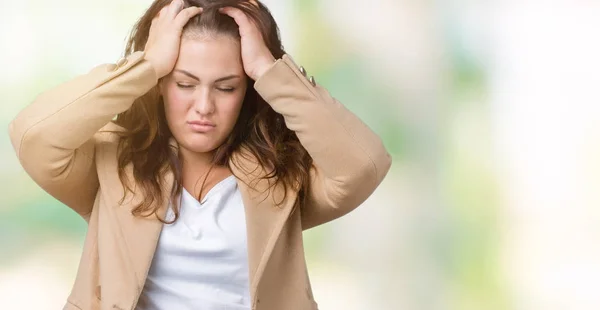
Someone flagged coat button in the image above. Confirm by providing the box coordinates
[299,66,307,77]
[309,76,316,86]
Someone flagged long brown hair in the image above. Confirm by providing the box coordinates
[113,0,312,223]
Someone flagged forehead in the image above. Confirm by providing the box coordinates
[176,36,244,77]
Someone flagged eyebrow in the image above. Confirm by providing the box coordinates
[174,69,241,82]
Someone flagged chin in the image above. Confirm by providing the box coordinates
[180,135,226,154]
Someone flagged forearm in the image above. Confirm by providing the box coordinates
[9,51,157,158]
[254,55,391,186]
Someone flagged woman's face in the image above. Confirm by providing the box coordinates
[160,35,248,154]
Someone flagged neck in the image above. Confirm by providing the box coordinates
[178,147,231,199]
[178,147,214,173]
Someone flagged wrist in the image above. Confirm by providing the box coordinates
[143,54,167,79]
[252,57,277,81]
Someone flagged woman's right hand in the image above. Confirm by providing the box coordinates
[144,0,203,78]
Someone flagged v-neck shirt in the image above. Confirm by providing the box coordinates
[135,175,251,310]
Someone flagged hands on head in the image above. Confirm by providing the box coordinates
[144,0,275,81]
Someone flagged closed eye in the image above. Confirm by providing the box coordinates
[176,83,195,89]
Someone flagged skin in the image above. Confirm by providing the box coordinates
[159,36,248,197]
[145,0,276,199]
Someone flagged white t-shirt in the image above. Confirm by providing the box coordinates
[136,175,251,310]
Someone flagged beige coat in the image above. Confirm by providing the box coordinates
[9,51,391,310]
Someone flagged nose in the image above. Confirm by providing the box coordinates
[193,89,215,116]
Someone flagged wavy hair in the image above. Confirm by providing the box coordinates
[113,0,312,223]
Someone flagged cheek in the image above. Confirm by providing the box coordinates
[220,93,245,123]
[163,85,190,117]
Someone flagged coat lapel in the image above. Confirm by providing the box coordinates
[229,147,297,306]
[112,164,172,296]
[114,142,296,307]
[109,138,175,301]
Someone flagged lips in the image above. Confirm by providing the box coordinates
[187,120,216,133]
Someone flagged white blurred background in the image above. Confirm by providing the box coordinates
[1,0,599,309]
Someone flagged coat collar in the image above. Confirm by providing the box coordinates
[113,140,297,307]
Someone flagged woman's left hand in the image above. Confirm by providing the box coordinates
[219,6,276,81]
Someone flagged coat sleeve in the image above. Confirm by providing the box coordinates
[8,51,158,219]
[254,55,392,230]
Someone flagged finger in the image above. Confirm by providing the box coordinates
[153,3,169,23]
[149,12,162,39]
[149,18,157,37]
[173,6,203,29]
[167,0,184,19]
[154,1,175,23]
[219,7,253,30]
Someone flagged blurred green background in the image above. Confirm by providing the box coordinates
[2,1,600,309]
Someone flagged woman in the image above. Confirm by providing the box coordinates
[8,0,391,309]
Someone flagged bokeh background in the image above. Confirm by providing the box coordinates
[2,0,600,309]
